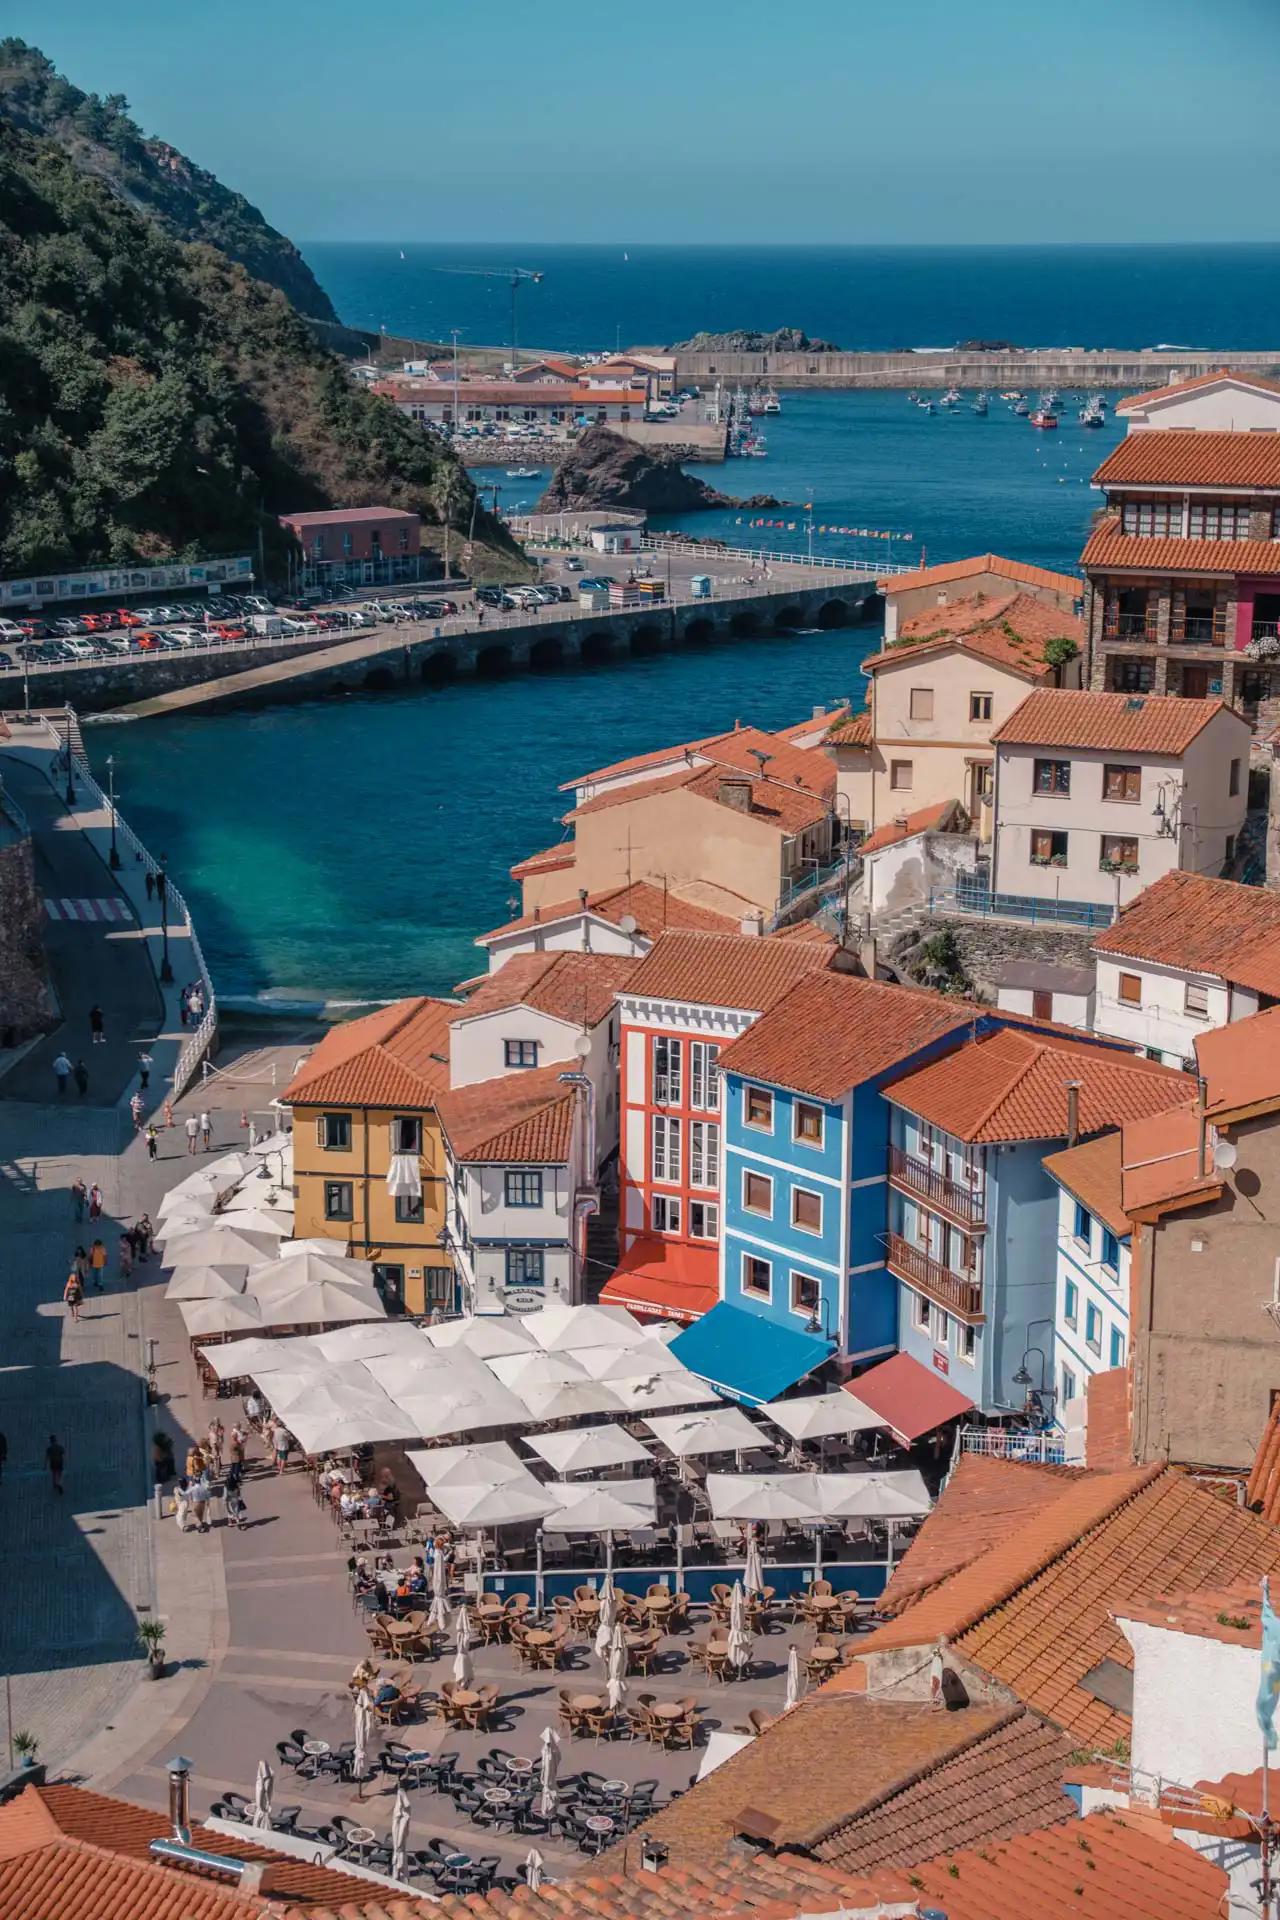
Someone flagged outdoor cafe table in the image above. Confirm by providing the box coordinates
[808,1647,841,1671]
[344,1826,376,1862]
[639,1594,673,1618]
[571,1693,604,1713]
[523,1629,553,1648]
[504,1756,535,1778]
[482,1787,514,1810]
[651,1703,686,1723]
[806,1594,842,1618]
[452,1689,480,1710]
[583,1814,616,1839]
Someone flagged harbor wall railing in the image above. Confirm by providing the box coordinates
[479,1555,897,1610]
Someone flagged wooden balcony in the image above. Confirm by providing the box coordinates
[888,1145,986,1230]
[885,1232,985,1323]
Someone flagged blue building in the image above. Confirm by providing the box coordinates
[712,971,987,1373]
[881,1030,1187,1415]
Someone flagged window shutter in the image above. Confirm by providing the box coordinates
[1144,591,1159,640]
[316,1117,325,1148]
[389,1120,397,1157]
[1169,588,1185,641]
[1213,596,1229,646]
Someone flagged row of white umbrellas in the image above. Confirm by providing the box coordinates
[706,1469,931,1522]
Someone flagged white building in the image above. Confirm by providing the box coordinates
[994,960,1095,1031]
[1091,868,1280,1067]
[991,689,1250,913]
[474,880,736,977]
[1115,367,1280,432]
[1043,1131,1131,1411]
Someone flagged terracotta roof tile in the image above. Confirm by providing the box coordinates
[1082,513,1280,576]
[718,969,978,1101]
[1093,871,1280,990]
[1084,1366,1133,1468]
[861,1463,1280,1742]
[1095,427,1280,490]
[992,687,1241,754]
[1115,368,1280,412]
[561,723,746,790]
[564,728,837,836]
[1117,1580,1269,1647]
[436,1064,577,1163]
[510,841,576,880]
[860,799,959,856]
[823,707,871,747]
[454,951,635,1029]
[282,998,454,1108]
[863,592,1082,680]
[1195,1004,1280,1120]
[876,552,1082,598]
[432,1850,913,1918]
[1247,1397,1280,1522]
[621,930,832,1013]
[476,880,737,946]
[1120,1101,1220,1215]
[1043,1131,1129,1238]
[885,1027,1188,1143]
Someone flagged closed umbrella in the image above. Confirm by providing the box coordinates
[537,1726,560,1820]
[593,1577,617,1662]
[727,1614,751,1674]
[453,1605,473,1689]
[353,1686,373,1781]
[784,1644,804,1711]
[607,1631,628,1712]
[427,1546,450,1632]
[744,1529,765,1596]
[524,1848,544,1893]
[251,1758,273,1830]
[390,1785,411,1881]
[729,1579,747,1641]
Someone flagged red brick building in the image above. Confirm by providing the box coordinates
[278,506,423,589]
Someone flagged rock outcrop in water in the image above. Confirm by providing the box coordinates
[536,429,783,514]
[670,326,840,354]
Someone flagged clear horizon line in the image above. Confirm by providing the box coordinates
[297,237,1280,252]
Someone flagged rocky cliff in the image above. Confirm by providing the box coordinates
[536,428,782,514]
[670,326,840,354]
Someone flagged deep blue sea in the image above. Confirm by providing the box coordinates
[95,245,1275,1010]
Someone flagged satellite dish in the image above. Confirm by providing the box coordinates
[618,913,638,935]
[574,1034,591,1058]
[1213,1138,1239,1173]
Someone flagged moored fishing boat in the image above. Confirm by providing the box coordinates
[1029,406,1058,430]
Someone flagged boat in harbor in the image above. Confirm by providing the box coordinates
[1078,393,1105,428]
[762,388,781,414]
[506,466,541,477]
[746,386,769,416]
[1012,398,1030,416]
[1029,406,1058,430]
[917,398,935,414]
[1000,390,1024,401]
[939,386,962,408]
[972,391,989,415]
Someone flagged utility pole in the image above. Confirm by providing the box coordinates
[106,754,120,869]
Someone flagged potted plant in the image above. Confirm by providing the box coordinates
[138,1619,167,1680]
[12,1731,38,1769]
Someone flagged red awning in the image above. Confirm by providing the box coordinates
[846,1353,974,1445]
[599,1238,718,1323]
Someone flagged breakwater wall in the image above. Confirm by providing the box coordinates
[671,347,1280,391]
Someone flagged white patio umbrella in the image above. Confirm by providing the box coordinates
[314,1322,430,1363]
[224,1183,294,1217]
[814,1470,932,1519]
[394,1374,531,1440]
[763,1391,885,1443]
[520,1379,626,1424]
[525,1424,651,1476]
[251,1758,273,1830]
[408,1441,526,1487]
[159,1166,227,1210]
[453,1606,473,1689]
[164,1263,248,1302]
[254,1280,386,1328]
[427,1548,450,1631]
[607,1629,628,1711]
[427,1316,537,1358]
[645,1406,761,1457]
[164,1225,280,1268]
[608,1369,723,1415]
[576,1339,687,1382]
[490,1348,590,1392]
[179,1294,266,1337]
[155,1202,215,1236]
[367,1348,459,1398]
[744,1530,765,1596]
[391,1784,411,1881]
[202,1150,261,1186]
[526,1303,647,1352]
[213,1208,292,1239]
[784,1644,804,1711]
[430,1477,557,1529]
[706,1473,824,1522]
[250,1249,377,1296]
[353,1686,373,1781]
[555,1487,655,1532]
[524,1848,544,1893]
[594,1577,617,1662]
[537,1727,560,1819]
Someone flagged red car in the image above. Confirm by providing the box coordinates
[132,630,161,649]
[82,612,114,632]
[117,609,149,628]
[212,622,246,641]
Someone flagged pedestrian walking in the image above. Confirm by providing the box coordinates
[190,986,205,1021]
[155,866,167,905]
[89,1238,107,1290]
[45,1434,65,1494]
[228,1423,246,1469]
[89,1004,105,1046]
[138,1050,152,1090]
[272,1421,290,1474]
[118,1231,134,1279]
[163,1097,174,1129]
[88,1183,103,1221]
[190,1469,211,1533]
[145,1125,159,1161]
[185,1441,206,1479]
[179,986,190,1029]
[174,1475,191,1532]
[73,1245,89,1285]
[185,1114,199,1156]
[73,1059,88,1098]
[145,868,155,901]
[71,1178,87,1221]
[225,1461,247,1530]
[206,1417,225,1473]
[130,1092,143,1130]
[199,1110,213,1152]
[63,1272,83,1321]
[54,1051,72,1097]
[136,1212,153,1262]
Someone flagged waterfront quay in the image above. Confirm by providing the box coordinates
[671,344,1280,391]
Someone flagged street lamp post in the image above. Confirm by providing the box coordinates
[106,754,120,870]
[157,852,173,984]
[62,712,76,808]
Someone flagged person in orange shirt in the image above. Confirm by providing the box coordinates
[89,1239,108,1291]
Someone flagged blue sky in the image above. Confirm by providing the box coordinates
[13,0,1280,244]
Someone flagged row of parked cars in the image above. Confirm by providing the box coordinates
[474,584,575,612]
[0,595,281,670]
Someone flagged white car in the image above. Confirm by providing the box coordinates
[166,627,204,646]
[0,619,25,641]
[62,638,96,658]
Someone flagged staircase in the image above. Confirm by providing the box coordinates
[584,1183,620,1302]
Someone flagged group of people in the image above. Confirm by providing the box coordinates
[52,1051,90,1098]
[178,982,206,1028]
[63,1204,155,1317]
[183,1110,214,1155]
[174,1420,251,1532]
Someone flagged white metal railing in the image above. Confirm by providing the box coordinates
[65,707,217,1096]
[959,1426,1067,1465]
[640,535,911,576]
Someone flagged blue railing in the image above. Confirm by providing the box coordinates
[480,1559,892,1608]
[928,880,1114,931]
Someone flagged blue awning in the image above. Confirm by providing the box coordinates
[669,1302,833,1406]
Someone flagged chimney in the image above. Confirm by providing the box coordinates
[167,1755,193,1842]
[1197,1074,1209,1177]
[738,910,764,937]
[812,704,826,721]
[1065,1080,1083,1147]
[719,777,753,813]
[578,889,588,910]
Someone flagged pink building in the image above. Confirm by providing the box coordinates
[278,507,423,589]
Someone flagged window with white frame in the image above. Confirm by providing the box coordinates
[790,1270,820,1315]
[960,1324,976,1362]
[744,1084,773,1131]
[792,1187,822,1234]
[741,1253,771,1299]
[1085,1302,1103,1355]
[651,1114,681,1183]
[743,1169,773,1215]
[793,1100,824,1148]
[932,1306,951,1347]
[652,1194,681,1234]
[1061,1364,1078,1403]
[689,1041,720,1112]
[915,1291,930,1330]
[1109,1325,1125,1367]
[689,1199,719,1240]
[689,1120,720,1189]
[653,1035,682,1104]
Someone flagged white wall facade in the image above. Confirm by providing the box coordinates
[996,983,1094,1030]
[1118,1616,1265,1789]
[482,914,651,975]
[1091,953,1253,1067]
[1049,1183,1131,1410]
[444,1098,589,1316]
[1121,379,1280,432]
[448,1004,619,1160]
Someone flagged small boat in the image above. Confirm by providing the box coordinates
[1078,394,1105,428]
[1000,390,1024,401]
[907,391,919,403]
[1042,388,1061,413]
[762,388,781,414]
[972,391,989,416]
[1029,408,1058,430]
[917,398,935,414]
[506,466,541,478]
[939,386,962,408]
[1013,398,1030,416]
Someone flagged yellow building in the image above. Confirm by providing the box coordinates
[281,997,456,1316]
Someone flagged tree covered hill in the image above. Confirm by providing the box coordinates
[0,39,338,323]
[0,122,524,580]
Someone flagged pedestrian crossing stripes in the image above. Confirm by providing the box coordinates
[45,897,133,923]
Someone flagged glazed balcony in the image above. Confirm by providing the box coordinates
[888,1145,986,1231]
[885,1232,985,1323]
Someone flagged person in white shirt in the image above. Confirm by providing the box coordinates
[185,1114,200,1156]
[199,1111,213,1152]
[53,1052,72,1096]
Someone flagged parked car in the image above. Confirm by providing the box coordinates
[99,636,132,655]
[562,556,584,571]
[0,619,26,643]
[0,651,15,671]
[62,638,96,658]
[51,617,87,636]
[17,618,50,640]
[116,608,149,628]
[132,630,162,649]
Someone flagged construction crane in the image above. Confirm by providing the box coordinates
[434,266,544,373]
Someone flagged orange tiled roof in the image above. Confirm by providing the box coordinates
[1043,1130,1129,1237]
[824,707,871,747]
[878,1453,1094,1617]
[876,552,1081,598]
[1115,367,1280,412]
[993,687,1241,754]
[439,1853,917,1918]
[1117,1580,1268,1648]
[510,841,576,880]
[717,969,978,1101]
[863,591,1081,681]
[1095,428,1280,490]
[453,950,635,1029]
[565,727,837,835]
[1195,1004,1280,1120]
[476,880,737,946]
[560,725,737,791]
[1093,871,1280,991]
[1120,1101,1221,1216]
[621,929,833,1013]
[860,1462,1280,1743]
[1247,1397,1280,1523]
[885,1026,1188,1144]
[436,1064,577,1163]
[1082,514,1280,577]
[859,798,959,857]
[282,997,454,1108]
[1084,1365,1133,1468]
